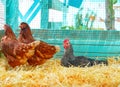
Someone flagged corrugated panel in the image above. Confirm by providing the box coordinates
[15,30,120,59]
[1,29,120,59]
[31,30,120,41]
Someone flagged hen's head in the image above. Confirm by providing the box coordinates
[63,39,70,49]
[19,22,30,30]
[18,22,34,43]
[3,24,16,39]
[4,24,11,31]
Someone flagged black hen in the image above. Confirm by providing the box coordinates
[61,39,108,67]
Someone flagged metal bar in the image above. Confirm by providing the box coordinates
[19,0,39,21]
[27,3,42,23]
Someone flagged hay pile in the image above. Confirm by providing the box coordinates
[0,56,120,87]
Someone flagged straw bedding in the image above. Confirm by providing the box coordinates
[0,56,120,87]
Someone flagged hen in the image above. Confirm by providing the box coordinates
[18,22,35,44]
[61,39,108,67]
[18,22,60,66]
[1,24,40,67]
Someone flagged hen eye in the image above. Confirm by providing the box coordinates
[66,42,69,44]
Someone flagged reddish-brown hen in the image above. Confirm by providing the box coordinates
[1,24,40,67]
[18,22,60,66]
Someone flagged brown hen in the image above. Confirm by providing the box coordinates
[1,24,40,67]
[18,22,60,66]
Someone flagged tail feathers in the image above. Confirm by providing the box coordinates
[89,59,108,65]
[97,60,108,65]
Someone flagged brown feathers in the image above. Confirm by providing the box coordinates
[18,22,60,66]
[1,24,40,67]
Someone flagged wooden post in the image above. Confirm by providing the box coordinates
[105,0,115,30]
[41,0,49,29]
[6,0,18,31]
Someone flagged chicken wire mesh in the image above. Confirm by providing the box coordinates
[0,0,120,30]
[1,0,120,59]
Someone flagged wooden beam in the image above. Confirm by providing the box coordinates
[6,0,18,31]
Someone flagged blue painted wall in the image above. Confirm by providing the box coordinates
[6,0,18,31]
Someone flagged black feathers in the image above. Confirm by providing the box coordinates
[61,39,108,67]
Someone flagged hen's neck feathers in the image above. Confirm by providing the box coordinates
[5,27,16,40]
[19,27,35,42]
[64,43,75,60]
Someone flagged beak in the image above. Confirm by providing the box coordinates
[63,43,67,49]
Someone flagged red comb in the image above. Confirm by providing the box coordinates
[64,38,69,43]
